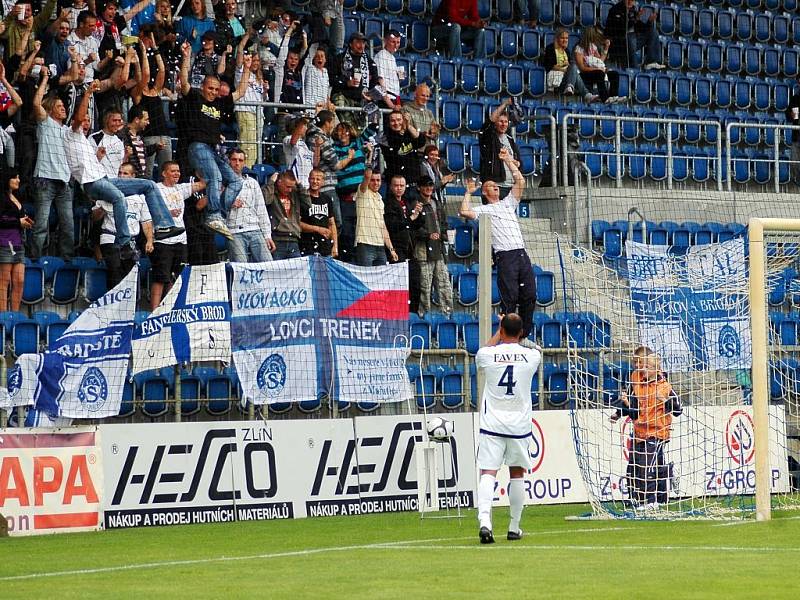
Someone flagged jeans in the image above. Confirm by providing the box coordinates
[559,64,591,97]
[229,230,272,262]
[430,24,486,59]
[338,199,357,262]
[627,22,662,68]
[273,239,301,260]
[143,135,173,181]
[188,141,243,220]
[32,177,74,260]
[325,188,343,230]
[84,177,176,246]
[355,243,387,267]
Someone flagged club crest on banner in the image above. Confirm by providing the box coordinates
[7,364,21,401]
[77,366,109,412]
[257,354,287,398]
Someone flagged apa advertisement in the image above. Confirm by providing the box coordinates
[99,414,476,528]
[573,405,790,503]
[0,429,103,536]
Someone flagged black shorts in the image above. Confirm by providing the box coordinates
[151,242,187,283]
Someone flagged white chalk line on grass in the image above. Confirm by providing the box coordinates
[386,544,800,553]
[713,515,800,527]
[0,525,643,583]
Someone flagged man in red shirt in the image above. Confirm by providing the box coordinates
[431,0,487,59]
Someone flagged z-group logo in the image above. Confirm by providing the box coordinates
[305,418,473,517]
[725,410,755,465]
[101,423,293,529]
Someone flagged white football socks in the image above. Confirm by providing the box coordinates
[477,473,495,530]
[508,478,525,533]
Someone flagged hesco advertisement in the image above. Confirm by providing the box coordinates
[99,414,477,528]
[305,414,475,517]
[492,412,588,507]
[0,429,103,536]
[100,421,296,528]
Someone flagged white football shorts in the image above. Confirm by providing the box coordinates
[476,433,533,471]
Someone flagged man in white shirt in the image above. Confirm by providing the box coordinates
[65,82,183,262]
[151,161,206,309]
[373,30,402,98]
[226,148,275,262]
[90,110,126,179]
[67,11,108,83]
[283,116,314,189]
[474,313,541,544]
[93,162,154,288]
[459,147,537,341]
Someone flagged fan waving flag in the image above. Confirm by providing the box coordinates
[17,266,139,419]
[132,263,231,374]
[230,257,412,405]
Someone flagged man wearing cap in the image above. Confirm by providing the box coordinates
[373,30,402,99]
[411,175,453,318]
[189,30,226,89]
[331,31,379,127]
[431,0,487,59]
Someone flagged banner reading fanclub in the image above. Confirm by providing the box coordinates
[230,257,412,405]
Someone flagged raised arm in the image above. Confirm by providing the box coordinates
[32,70,49,122]
[123,0,153,22]
[231,54,251,102]
[358,145,374,193]
[459,177,479,220]
[500,146,525,199]
[73,80,99,131]
[0,64,22,117]
[132,43,150,101]
[489,98,512,123]
[236,29,251,68]
[178,42,192,96]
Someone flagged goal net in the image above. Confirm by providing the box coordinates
[561,228,800,520]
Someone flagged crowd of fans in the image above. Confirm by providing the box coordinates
[0,0,664,316]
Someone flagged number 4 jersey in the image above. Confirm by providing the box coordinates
[475,342,542,437]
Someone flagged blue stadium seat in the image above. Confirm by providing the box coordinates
[453,223,474,257]
[698,8,716,38]
[718,9,735,40]
[715,78,733,109]
[51,265,80,304]
[559,0,577,26]
[686,41,703,72]
[118,375,135,418]
[666,40,683,70]
[465,101,484,133]
[410,21,430,53]
[678,7,696,37]
[435,318,459,350]
[38,255,64,283]
[545,363,569,407]
[775,82,791,112]
[84,266,108,303]
[478,0,492,19]
[457,270,478,306]
[733,152,751,184]
[539,0,556,24]
[528,66,546,97]
[22,266,45,305]
[518,145,537,176]
[521,30,540,60]
[410,314,432,349]
[735,10,753,42]
[363,17,383,41]
[650,150,668,182]
[764,47,780,78]
[692,149,712,183]
[673,152,689,182]
[469,143,481,174]
[414,371,436,410]
[579,0,596,27]
[506,65,525,96]
[135,370,169,418]
[744,45,761,77]
[298,393,323,415]
[440,369,464,409]
[534,267,555,306]
[754,13,771,44]
[179,374,202,416]
[603,228,623,259]
[483,63,502,95]
[385,0,403,13]
[362,0,380,10]
[773,15,790,45]
[461,62,480,94]
[446,141,466,173]
[659,5,677,35]
[655,73,672,104]
[754,81,771,111]
[408,0,426,15]
[735,80,751,110]
[442,100,462,131]
[46,319,70,348]
[414,57,435,87]
[634,72,652,104]
[207,375,232,415]
[500,28,518,59]
[438,61,460,93]
[706,42,724,73]
[784,48,799,78]
[726,43,743,75]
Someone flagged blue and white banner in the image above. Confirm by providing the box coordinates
[17,266,139,418]
[626,239,751,372]
[132,263,231,374]
[230,257,412,405]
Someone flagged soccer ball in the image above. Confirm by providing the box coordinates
[426,416,454,441]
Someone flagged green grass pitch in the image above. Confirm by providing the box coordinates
[1,505,799,599]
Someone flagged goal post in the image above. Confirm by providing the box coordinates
[749,218,800,522]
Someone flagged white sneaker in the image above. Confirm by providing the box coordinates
[614,96,628,104]
[564,84,575,95]
[604,96,618,104]
[583,93,600,103]
[205,218,234,240]
[644,62,666,70]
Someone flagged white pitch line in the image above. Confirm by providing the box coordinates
[379,544,800,553]
[713,515,800,527]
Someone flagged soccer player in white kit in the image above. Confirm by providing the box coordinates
[475,313,541,544]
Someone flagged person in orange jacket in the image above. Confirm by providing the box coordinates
[611,346,682,508]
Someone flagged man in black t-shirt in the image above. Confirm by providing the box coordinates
[178,41,250,240]
[300,168,337,258]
